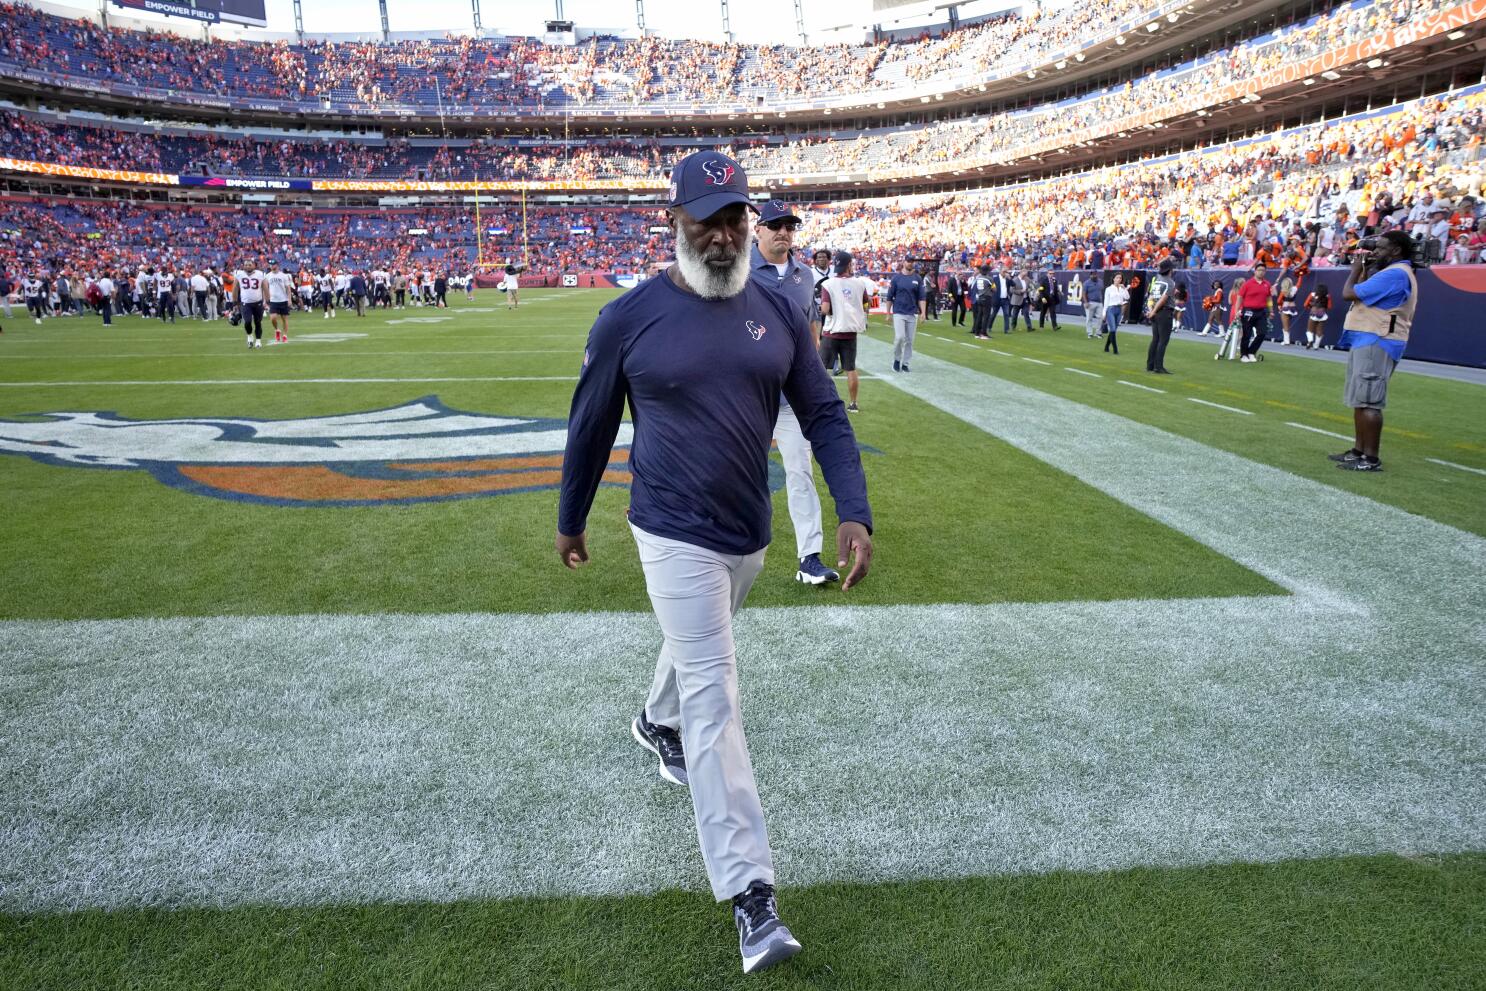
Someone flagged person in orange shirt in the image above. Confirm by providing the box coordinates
[1067,247,1085,270]
[297,267,314,311]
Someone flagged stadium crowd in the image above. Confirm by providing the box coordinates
[0,0,1469,190]
[0,0,1321,112]
[799,89,1486,274]
[0,112,684,181]
[2,84,1483,331]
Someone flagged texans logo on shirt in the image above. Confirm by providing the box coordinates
[701,161,735,186]
[745,320,767,341]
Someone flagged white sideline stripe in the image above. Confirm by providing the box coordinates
[1117,379,1165,393]
[1064,367,1101,378]
[958,342,980,349]
[1286,421,1352,441]
[1188,398,1253,415]
[3,593,1481,914]
[3,340,1482,914]
[989,348,1013,356]
[0,377,580,387]
[1427,457,1486,477]
[1021,357,1052,366]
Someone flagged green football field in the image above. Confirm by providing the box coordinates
[2,289,1483,989]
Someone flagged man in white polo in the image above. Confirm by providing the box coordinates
[818,251,874,413]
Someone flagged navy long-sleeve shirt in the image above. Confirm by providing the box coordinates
[558,272,872,556]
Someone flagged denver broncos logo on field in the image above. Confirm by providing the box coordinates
[701,160,735,186]
[0,397,634,508]
[745,320,767,340]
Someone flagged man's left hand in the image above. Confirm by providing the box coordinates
[836,522,873,591]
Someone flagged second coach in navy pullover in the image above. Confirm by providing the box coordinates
[558,272,872,556]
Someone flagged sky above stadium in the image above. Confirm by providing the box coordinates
[259,0,915,42]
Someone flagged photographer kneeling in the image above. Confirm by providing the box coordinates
[1332,230,1417,473]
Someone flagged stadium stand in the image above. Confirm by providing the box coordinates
[1,0,1482,195]
[2,87,1481,288]
[0,0,1185,112]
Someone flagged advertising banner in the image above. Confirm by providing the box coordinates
[0,157,177,185]
[178,175,313,191]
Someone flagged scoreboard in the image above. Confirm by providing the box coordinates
[112,0,267,27]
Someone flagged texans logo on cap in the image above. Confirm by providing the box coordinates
[745,320,767,341]
[702,161,735,186]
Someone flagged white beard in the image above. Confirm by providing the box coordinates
[673,231,752,300]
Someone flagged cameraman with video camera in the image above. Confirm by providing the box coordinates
[1330,230,1418,473]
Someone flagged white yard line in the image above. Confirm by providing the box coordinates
[3,350,578,360]
[1188,398,1253,415]
[1117,379,1166,394]
[989,348,1013,357]
[1021,357,1052,366]
[1064,368,1101,378]
[1286,421,1352,441]
[958,342,981,349]
[1427,457,1486,477]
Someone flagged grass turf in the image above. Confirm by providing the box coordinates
[902,316,1486,537]
[0,293,1280,620]
[2,853,1481,990]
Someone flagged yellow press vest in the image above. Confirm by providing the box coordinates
[1342,262,1417,343]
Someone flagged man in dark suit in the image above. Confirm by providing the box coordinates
[946,272,966,327]
[994,267,1015,334]
[1036,270,1061,330]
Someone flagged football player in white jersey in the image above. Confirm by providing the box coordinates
[24,272,44,323]
[264,259,295,344]
[317,268,336,318]
[155,267,176,323]
[235,259,267,348]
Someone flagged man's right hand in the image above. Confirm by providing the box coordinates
[556,530,589,569]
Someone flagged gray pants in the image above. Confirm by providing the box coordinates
[633,523,772,901]
[892,313,918,366]
[1084,301,1103,335]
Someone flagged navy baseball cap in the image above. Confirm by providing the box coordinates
[667,151,755,221]
[758,200,800,225]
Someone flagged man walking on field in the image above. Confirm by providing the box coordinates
[749,199,843,587]
[557,151,873,976]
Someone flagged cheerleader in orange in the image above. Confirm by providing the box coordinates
[1199,279,1225,336]
[1303,284,1330,350]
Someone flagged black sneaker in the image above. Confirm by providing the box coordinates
[1328,449,1363,464]
[733,881,802,975]
[846,402,859,414]
[1337,457,1382,472]
[631,712,687,786]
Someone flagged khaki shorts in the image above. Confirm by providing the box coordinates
[1344,344,1396,410]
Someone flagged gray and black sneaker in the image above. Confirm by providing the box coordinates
[1337,457,1382,472]
[733,880,802,975]
[631,711,687,786]
[1328,448,1363,464]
